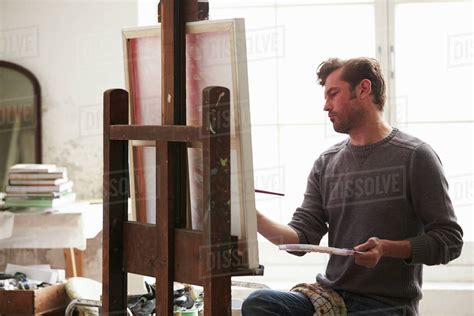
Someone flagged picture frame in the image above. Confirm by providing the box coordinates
[122,19,259,269]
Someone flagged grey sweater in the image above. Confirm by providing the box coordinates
[288,128,463,314]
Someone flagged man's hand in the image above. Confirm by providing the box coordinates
[353,238,413,268]
[353,237,384,268]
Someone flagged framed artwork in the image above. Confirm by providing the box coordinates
[122,19,259,269]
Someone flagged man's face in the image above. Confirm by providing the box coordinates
[323,68,364,134]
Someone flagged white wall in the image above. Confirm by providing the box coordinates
[0,2,4,30]
[1,0,137,199]
[0,0,137,281]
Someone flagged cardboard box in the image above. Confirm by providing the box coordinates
[0,283,70,315]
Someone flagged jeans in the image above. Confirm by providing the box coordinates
[242,289,410,316]
[241,289,314,316]
[336,290,411,315]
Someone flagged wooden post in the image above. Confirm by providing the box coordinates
[159,1,176,315]
[160,0,188,229]
[158,0,201,23]
[158,0,189,315]
[202,87,232,315]
[155,140,174,316]
[64,248,84,278]
[103,89,129,315]
[63,248,77,278]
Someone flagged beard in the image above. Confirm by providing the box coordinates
[331,101,365,134]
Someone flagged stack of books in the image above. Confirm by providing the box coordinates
[4,164,76,208]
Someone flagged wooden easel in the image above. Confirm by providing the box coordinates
[102,1,262,315]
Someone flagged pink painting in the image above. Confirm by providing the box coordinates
[123,20,259,268]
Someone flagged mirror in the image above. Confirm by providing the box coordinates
[0,61,42,189]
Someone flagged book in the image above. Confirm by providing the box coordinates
[5,181,74,194]
[278,244,364,256]
[5,191,66,198]
[5,192,76,208]
[8,164,58,173]
[8,168,67,180]
[9,178,69,186]
[5,192,71,200]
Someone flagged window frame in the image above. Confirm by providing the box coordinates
[379,0,473,282]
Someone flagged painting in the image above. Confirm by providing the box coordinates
[122,19,258,269]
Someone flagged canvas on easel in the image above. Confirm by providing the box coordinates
[122,19,259,269]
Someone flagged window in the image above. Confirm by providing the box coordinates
[210,0,376,228]
[390,0,473,283]
[392,1,473,241]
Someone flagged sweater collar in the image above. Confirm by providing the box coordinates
[345,127,398,152]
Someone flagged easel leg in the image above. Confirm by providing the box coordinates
[204,276,232,316]
[102,88,129,314]
[201,87,232,315]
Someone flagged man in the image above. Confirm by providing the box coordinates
[242,57,463,315]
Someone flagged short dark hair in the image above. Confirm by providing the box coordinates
[316,57,386,111]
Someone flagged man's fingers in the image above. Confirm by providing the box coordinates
[354,250,379,268]
[354,240,372,252]
[354,237,382,268]
[354,243,367,252]
[354,237,379,252]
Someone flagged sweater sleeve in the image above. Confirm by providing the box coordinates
[407,143,463,265]
[288,157,328,249]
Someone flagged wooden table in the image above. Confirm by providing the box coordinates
[0,201,103,277]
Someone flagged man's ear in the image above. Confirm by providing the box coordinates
[357,79,372,100]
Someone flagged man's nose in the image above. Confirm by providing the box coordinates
[323,100,331,112]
